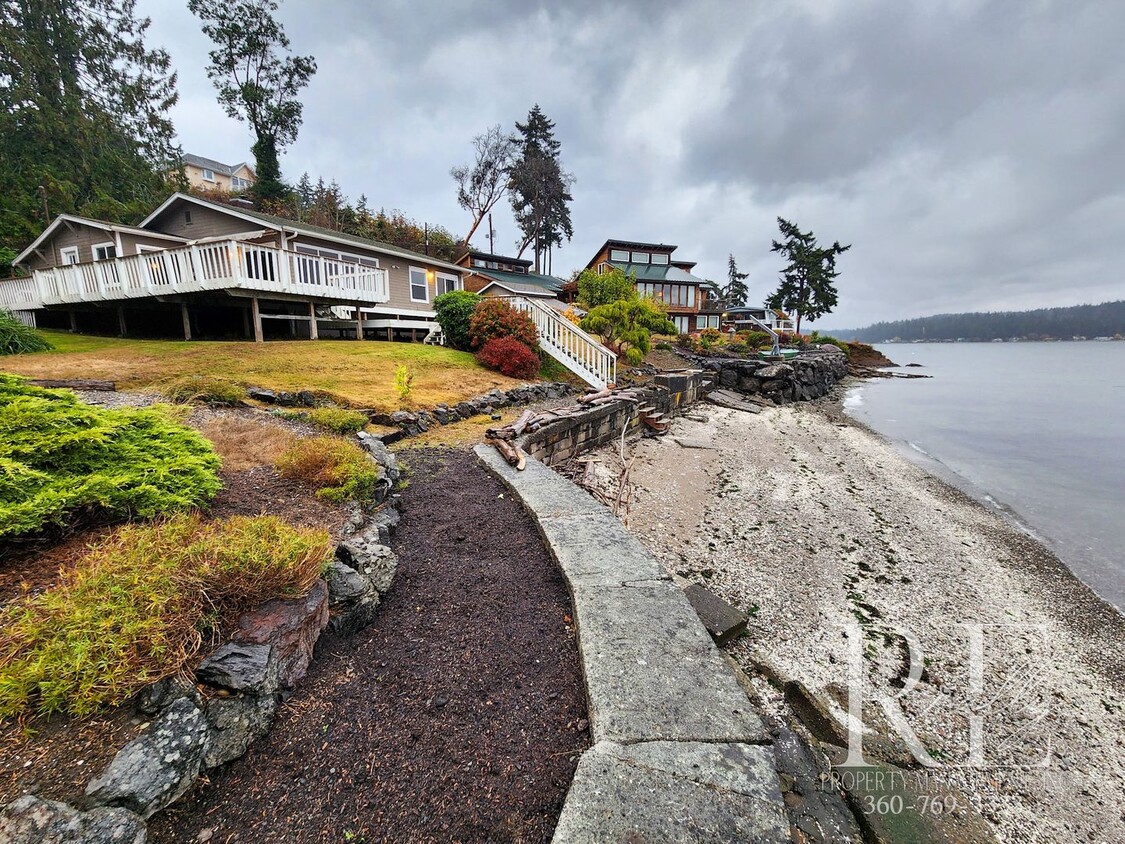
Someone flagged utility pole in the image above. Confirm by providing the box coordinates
[488,212,494,254]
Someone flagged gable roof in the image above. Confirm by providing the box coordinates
[14,214,187,266]
[468,267,563,293]
[182,153,255,177]
[141,193,465,273]
[478,279,557,298]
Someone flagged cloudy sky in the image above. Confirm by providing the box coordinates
[137,0,1125,329]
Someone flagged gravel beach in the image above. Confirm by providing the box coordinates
[586,395,1125,844]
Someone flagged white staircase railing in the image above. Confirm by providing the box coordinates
[503,296,616,389]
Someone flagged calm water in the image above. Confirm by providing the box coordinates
[844,342,1125,613]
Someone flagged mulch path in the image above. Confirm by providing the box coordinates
[148,447,588,844]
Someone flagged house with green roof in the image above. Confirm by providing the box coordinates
[456,249,572,314]
[579,239,724,334]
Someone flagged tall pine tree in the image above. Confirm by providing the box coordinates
[723,254,750,308]
[0,0,179,253]
[508,105,574,273]
[767,218,850,334]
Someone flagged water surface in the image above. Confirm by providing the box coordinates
[845,342,1125,613]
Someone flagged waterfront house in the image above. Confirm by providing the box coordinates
[724,306,796,335]
[578,239,722,334]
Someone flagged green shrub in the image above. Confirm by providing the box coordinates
[432,290,481,350]
[810,331,850,356]
[0,310,52,355]
[275,435,382,503]
[726,341,749,354]
[580,299,677,365]
[576,266,638,308]
[654,342,673,351]
[0,376,221,539]
[280,407,368,435]
[538,353,568,381]
[468,298,538,351]
[0,513,332,718]
[163,375,246,405]
[740,330,772,349]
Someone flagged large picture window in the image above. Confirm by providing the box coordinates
[409,267,429,302]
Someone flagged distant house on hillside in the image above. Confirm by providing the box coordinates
[724,306,796,335]
[575,239,723,334]
[455,249,573,315]
[180,154,256,193]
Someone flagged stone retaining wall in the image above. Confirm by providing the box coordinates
[693,348,848,403]
[521,372,705,466]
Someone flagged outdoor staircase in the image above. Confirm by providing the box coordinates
[637,402,671,434]
[503,296,617,390]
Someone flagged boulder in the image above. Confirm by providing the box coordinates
[327,594,380,637]
[274,391,299,407]
[0,796,146,844]
[296,390,316,407]
[85,698,209,819]
[202,694,278,769]
[246,387,277,404]
[135,675,199,717]
[336,539,398,596]
[195,643,279,696]
[757,363,794,380]
[234,580,329,689]
[324,560,373,604]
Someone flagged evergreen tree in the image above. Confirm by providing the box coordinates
[295,172,314,213]
[0,0,179,253]
[188,0,316,206]
[767,218,850,334]
[723,254,750,308]
[508,105,574,273]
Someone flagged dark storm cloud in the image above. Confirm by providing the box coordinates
[137,0,1125,327]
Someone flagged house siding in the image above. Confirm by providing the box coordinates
[149,204,265,241]
[23,222,121,271]
[119,232,186,254]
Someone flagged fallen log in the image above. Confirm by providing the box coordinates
[510,409,535,437]
[27,378,116,392]
[485,436,525,470]
[577,388,612,404]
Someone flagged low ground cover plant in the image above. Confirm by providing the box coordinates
[0,310,52,355]
[275,435,382,503]
[475,337,541,379]
[0,375,221,539]
[0,513,332,718]
[279,406,368,435]
[162,375,247,405]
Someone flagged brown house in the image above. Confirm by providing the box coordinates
[4,193,465,342]
[580,239,721,334]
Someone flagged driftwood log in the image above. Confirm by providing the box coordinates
[27,378,116,392]
[485,436,526,471]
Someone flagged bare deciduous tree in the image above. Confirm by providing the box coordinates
[451,125,516,248]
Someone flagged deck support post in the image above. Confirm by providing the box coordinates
[251,297,264,343]
[68,310,77,332]
[308,302,319,340]
[117,307,126,337]
[181,303,192,341]
[355,302,364,341]
[242,308,251,340]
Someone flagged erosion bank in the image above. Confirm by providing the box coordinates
[591,400,1125,844]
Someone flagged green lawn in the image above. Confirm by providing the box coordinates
[1,332,521,411]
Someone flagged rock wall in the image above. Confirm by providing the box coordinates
[521,372,704,467]
[700,348,848,403]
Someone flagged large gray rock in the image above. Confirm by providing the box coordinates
[336,537,398,596]
[324,559,381,636]
[135,675,199,717]
[324,560,373,604]
[233,580,329,689]
[202,693,278,768]
[195,642,279,695]
[0,795,146,844]
[85,698,209,819]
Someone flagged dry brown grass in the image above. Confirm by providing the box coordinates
[198,416,297,472]
[275,436,382,503]
[2,332,523,411]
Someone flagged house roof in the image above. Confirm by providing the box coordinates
[609,261,706,285]
[470,267,564,292]
[478,279,557,298]
[14,214,187,266]
[182,153,254,177]
[462,249,532,268]
[141,193,466,274]
[596,238,678,254]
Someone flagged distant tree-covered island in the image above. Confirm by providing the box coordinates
[833,300,1125,343]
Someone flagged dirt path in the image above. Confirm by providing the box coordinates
[149,448,588,844]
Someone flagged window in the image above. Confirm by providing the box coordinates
[609,249,629,262]
[184,209,192,225]
[673,315,690,334]
[93,243,117,261]
[435,273,460,296]
[201,168,215,181]
[597,262,611,275]
[59,246,80,265]
[631,251,649,263]
[651,253,670,265]
[704,315,720,329]
[686,285,695,307]
[409,267,429,302]
[231,176,249,190]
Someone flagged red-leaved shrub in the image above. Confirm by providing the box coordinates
[468,298,538,350]
[475,337,541,379]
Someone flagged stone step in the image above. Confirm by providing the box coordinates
[684,584,748,646]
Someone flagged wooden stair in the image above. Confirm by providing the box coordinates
[637,403,670,434]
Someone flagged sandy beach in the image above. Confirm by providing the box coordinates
[585,393,1125,844]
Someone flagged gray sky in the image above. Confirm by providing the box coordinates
[138,0,1125,329]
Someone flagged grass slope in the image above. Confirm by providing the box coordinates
[0,332,523,412]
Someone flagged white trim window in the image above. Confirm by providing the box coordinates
[609,249,629,262]
[92,242,117,261]
[201,168,216,182]
[59,246,80,265]
[673,315,690,334]
[135,244,164,255]
[435,272,460,296]
[231,176,250,190]
[409,267,429,302]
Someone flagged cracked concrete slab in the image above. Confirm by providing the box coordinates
[553,740,790,843]
[535,512,664,587]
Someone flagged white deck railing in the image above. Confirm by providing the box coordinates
[0,241,390,311]
[504,296,617,389]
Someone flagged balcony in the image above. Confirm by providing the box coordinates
[0,240,390,312]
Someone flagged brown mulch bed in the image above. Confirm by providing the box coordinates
[148,448,588,844]
[0,464,350,808]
